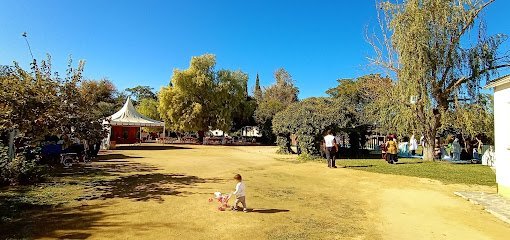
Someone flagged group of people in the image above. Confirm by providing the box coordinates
[380,134,400,164]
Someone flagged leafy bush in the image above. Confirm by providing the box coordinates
[273,97,354,155]
[0,143,44,186]
[297,153,324,162]
[276,135,292,154]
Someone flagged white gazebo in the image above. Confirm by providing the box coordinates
[485,75,510,199]
[103,97,165,148]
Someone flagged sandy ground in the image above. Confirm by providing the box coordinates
[30,145,510,239]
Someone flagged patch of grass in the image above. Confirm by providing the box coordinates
[339,158,496,186]
[296,153,324,162]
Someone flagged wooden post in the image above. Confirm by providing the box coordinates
[139,126,142,144]
[162,125,166,144]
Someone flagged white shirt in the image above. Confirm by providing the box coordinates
[324,135,336,147]
[233,182,246,197]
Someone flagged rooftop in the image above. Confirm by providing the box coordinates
[484,75,510,89]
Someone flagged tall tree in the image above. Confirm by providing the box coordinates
[273,97,353,154]
[80,78,119,119]
[158,54,248,138]
[368,0,509,160]
[125,85,157,103]
[137,98,162,132]
[254,73,262,101]
[255,68,299,143]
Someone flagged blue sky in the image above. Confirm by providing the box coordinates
[1,0,510,98]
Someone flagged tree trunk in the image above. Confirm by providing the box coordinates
[422,130,437,161]
[198,130,205,144]
[422,144,434,161]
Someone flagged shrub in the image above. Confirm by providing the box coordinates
[0,143,44,186]
[297,153,324,162]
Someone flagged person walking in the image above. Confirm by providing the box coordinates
[324,130,337,168]
[409,135,418,156]
[452,138,461,161]
[386,136,398,164]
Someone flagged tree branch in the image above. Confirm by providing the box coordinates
[439,0,495,87]
[445,64,510,93]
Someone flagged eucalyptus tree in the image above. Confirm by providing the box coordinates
[368,0,508,160]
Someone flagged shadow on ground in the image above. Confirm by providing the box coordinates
[250,208,290,214]
[0,201,116,239]
[96,153,144,161]
[394,161,424,165]
[114,145,192,151]
[79,173,223,202]
[0,152,222,238]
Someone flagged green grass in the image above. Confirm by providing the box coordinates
[339,158,496,186]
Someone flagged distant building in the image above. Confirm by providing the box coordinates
[241,126,262,137]
[209,129,224,137]
[485,75,510,199]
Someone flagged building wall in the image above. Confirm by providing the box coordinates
[494,83,510,198]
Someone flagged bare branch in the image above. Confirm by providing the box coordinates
[439,0,495,87]
[445,64,510,93]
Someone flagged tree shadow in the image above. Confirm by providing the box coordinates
[344,165,375,168]
[250,208,290,214]
[52,161,160,179]
[96,153,144,161]
[78,174,223,203]
[394,161,424,165]
[114,145,192,151]
[0,150,222,238]
[0,201,116,239]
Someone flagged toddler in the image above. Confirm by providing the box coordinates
[231,174,247,212]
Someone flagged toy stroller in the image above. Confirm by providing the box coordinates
[209,192,231,211]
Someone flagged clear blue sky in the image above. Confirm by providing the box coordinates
[1,0,509,98]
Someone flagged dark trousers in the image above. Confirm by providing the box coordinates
[325,147,336,167]
[388,154,397,164]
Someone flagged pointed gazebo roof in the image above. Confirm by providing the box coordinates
[107,97,165,127]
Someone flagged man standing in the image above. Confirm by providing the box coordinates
[324,130,337,168]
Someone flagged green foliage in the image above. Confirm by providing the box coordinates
[0,56,108,151]
[328,74,393,128]
[0,59,60,140]
[231,96,257,131]
[254,73,262,101]
[341,159,495,186]
[273,97,353,155]
[255,68,299,143]
[79,78,120,119]
[0,143,43,185]
[441,94,494,141]
[125,85,157,103]
[158,54,248,132]
[370,0,507,160]
[276,135,292,154]
[296,153,324,162]
[137,98,162,132]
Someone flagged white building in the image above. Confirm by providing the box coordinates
[208,129,225,137]
[485,75,510,199]
[241,126,262,137]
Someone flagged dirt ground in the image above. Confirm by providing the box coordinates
[24,145,510,239]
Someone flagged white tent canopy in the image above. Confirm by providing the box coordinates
[106,97,165,127]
